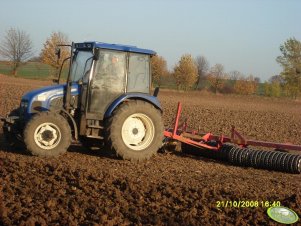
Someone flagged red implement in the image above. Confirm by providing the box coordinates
[164,102,301,152]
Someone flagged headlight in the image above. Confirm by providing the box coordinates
[20,101,28,108]
[37,93,48,101]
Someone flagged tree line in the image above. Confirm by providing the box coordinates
[0,28,301,98]
[152,56,261,95]
[152,37,301,98]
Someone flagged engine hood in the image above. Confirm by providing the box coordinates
[23,84,63,100]
[21,83,79,115]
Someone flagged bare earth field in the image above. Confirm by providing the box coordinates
[0,74,300,225]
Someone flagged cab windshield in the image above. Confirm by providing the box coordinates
[70,50,93,82]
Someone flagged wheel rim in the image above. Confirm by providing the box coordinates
[34,122,62,150]
[121,113,155,151]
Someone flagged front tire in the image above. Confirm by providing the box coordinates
[24,112,71,157]
[105,100,164,162]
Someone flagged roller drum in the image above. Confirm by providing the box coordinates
[221,145,301,173]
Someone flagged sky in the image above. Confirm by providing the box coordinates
[0,0,300,81]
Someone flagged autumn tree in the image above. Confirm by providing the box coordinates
[207,64,227,93]
[0,28,33,75]
[40,31,70,77]
[264,82,281,97]
[151,55,168,87]
[195,55,209,89]
[226,70,243,93]
[269,75,283,84]
[276,37,301,98]
[264,75,283,97]
[234,74,258,95]
[233,80,245,94]
[173,54,198,90]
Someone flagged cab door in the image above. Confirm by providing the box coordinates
[87,50,126,118]
[69,50,94,112]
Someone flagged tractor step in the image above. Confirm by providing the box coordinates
[87,125,104,129]
[84,119,104,139]
[86,135,104,139]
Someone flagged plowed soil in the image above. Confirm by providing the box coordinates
[0,74,300,226]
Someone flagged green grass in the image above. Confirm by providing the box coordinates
[0,61,69,80]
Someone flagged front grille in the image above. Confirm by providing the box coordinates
[20,100,28,116]
[19,107,25,116]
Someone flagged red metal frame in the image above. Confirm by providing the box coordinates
[164,102,301,152]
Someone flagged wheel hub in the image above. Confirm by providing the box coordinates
[34,123,61,150]
[122,117,146,145]
[41,130,54,141]
[132,128,139,135]
[121,113,155,151]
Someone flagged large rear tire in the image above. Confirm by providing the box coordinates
[105,100,163,162]
[24,112,71,157]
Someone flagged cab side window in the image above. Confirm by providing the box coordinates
[127,53,150,93]
[92,50,126,93]
[88,50,126,113]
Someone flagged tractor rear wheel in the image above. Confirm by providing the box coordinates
[105,100,163,162]
[24,112,71,157]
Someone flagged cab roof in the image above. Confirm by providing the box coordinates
[74,41,156,55]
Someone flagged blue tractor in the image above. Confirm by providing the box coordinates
[1,42,164,161]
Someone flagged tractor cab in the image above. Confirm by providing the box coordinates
[65,42,161,139]
[73,43,153,115]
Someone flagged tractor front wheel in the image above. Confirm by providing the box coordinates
[24,112,71,157]
[105,100,163,162]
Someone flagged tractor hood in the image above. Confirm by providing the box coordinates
[21,83,79,115]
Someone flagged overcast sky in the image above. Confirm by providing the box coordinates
[0,0,300,81]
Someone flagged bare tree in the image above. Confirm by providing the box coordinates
[195,55,209,89]
[229,70,243,81]
[207,63,227,93]
[0,28,33,75]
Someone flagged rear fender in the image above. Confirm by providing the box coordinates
[104,93,162,119]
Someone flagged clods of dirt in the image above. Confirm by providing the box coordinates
[0,75,300,225]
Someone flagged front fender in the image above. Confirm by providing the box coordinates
[104,93,162,118]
